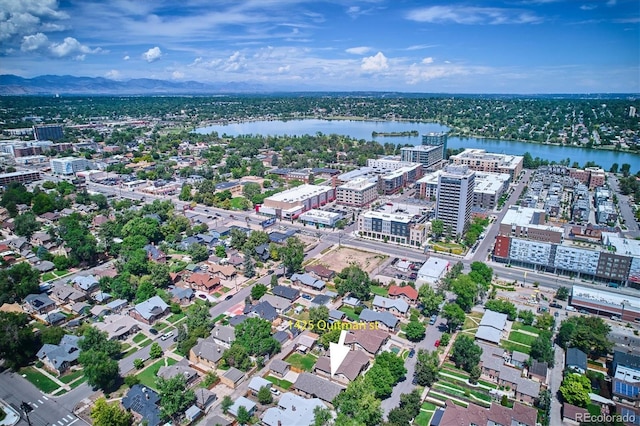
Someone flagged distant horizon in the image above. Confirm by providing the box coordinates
[1,74,639,97]
[1,1,638,94]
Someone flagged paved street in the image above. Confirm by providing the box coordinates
[549,343,565,425]
[0,370,88,426]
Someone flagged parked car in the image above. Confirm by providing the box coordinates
[408,349,415,358]
[411,376,418,385]
[197,294,208,300]
[149,328,158,335]
[302,294,312,300]
[225,294,234,301]
[579,309,589,314]
[434,340,441,347]
[611,315,622,322]
[429,315,437,325]
[161,331,174,341]
[270,387,281,396]
[549,302,562,309]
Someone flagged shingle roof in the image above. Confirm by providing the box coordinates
[122,385,162,426]
[248,301,278,321]
[290,273,325,290]
[343,328,389,354]
[36,334,82,371]
[262,393,326,426]
[248,376,272,392]
[293,372,345,403]
[566,347,588,371]
[272,285,300,301]
[372,295,409,313]
[223,367,245,384]
[359,308,398,329]
[269,359,291,376]
[388,285,418,301]
[133,295,168,321]
[192,336,225,363]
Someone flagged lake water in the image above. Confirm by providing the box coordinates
[195,119,640,173]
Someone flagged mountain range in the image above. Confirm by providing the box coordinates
[0,74,266,95]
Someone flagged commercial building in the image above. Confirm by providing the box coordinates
[0,170,41,187]
[569,167,606,189]
[298,209,342,228]
[499,206,564,244]
[493,233,639,287]
[400,144,444,170]
[260,184,335,219]
[336,178,378,207]
[417,170,509,210]
[416,257,449,288]
[50,157,92,175]
[435,165,476,237]
[450,149,523,181]
[34,124,64,141]
[358,210,426,247]
[422,132,447,153]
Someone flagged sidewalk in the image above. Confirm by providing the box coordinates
[0,399,20,426]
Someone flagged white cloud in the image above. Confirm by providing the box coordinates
[278,65,290,73]
[422,57,434,64]
[0,0,69,41]
[105,69,122,79]
[346,46,371,55]
[123,55,130,60]
[361,52,389,73]
[20,32,48,51]
[49,37,100,58]
[171,70,184,79]
[223,51,246,72]
[142,46,162,62]
[406,5,542,25]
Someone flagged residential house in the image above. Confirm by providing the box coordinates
[36,334,82,375]
[187,272,221,294]
[130,295,169,325]
[246,301,278,322]
[438,400,537,426]
[498,366,541,405]
[262,392,327,426]
[254,243,270,261]
[157,359,199,385]
[195,388,217,411]
[185,405,203,423]
[372,295,409,317]
[259,294,292,314]
[315,349,370,383]
[70,301,90,315]
[105,298,128,313]
[248,377,272,395]
[31,232,53,247]
[34,260,55,273]
[269,359,291,378]
[478,342,507,380]
[562,403,589,425]
[72,275,99,294]
[90,304,111,318]
[205,415,231,426]
[329,310,345,322]
[169,286,194,305]
[228,396,256,417]
[310,294,332,307]
[293,372,345,404]
[297,331,319,353]
[226,254,244,268]
[96,314,140,340]
[272,285,300,301]
[290,273,325,291]
[510,351,528,369]
[612,351,640,403]
[387,285,418,304]
[345,329,388,357]
[358,308,399,332]
[122,385,162,426]
[304,264,335,281]
[143,244,167,263]
[566,347,588,375]
[528,360,549,384]
[209,264,236,280]
[44,311,66,325]
[24,293,55,314]
[221,368,245,389]
[211,324,236,348]
[50,285,86,304]
[475,310,508,345]
[189,336,225,368]
[342,296,361,307]
[228,315,247,327]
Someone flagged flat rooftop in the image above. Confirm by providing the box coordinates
[338,177,377,190]
[265,184,331,203]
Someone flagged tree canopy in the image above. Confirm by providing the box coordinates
[234,317,280,356]
[336,264,372,301]
[557,315,612,359]
[91,397,133,426]
[0,312,39,370]
[450,335,482,373]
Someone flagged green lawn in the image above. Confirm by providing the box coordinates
[265,376,293,390]
[132,332,147,344]
[441,368,470,380]
[511,323,541,334]
[478,380,498,389]
[20,367,60,394]
[338,306,360,321]
[421,402,437,411]
[137,358,178,390]
[500,340,531,355]
[59,369,84,384]
[167,313,185,323]
[138,339,153,348]
[41,269,69,281]
[154,322,170,331]
[212,314,226,324]
[507,331,537,346]
[371,285,388,297]
[230,197,248,209]
[415,411,434,426]
[285,353,317,371]
[70,377,87,389]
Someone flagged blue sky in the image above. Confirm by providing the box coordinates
[1,0,638,93]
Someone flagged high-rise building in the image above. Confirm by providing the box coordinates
[33,125,64,141]
[336,178,378,207]
[422,131,447,154]
[400,145,444,170]
[435,165,475,237]
[50,157,92,175]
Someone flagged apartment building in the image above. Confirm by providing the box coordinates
[336,178,378,207]
[435,165,475,237]
[358,210,426,247]
[450,148,523,181]
[499,206,564,244]
[260,184,336,219]
[400,144,444,170]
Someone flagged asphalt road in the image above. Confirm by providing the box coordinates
[608,175,640,238]
[0,370,88,426]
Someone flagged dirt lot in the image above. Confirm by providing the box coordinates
[316,246,387,274]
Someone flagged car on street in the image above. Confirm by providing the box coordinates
[549,302,562,309]
[429,315,437,325]
[408,349,415,358]
[225,294,234,301]
[554,312,559,317]
[270,387,281,396]
[411,377,418,385]
[434,340,440,347]
[161,331,174,341]
[302,294,312,300]
[149,328,158,335]
[612,315,622,321]
[579,309,589,314]
[197,294,208,300]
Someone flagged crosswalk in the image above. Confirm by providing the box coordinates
[25,395,79,426]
